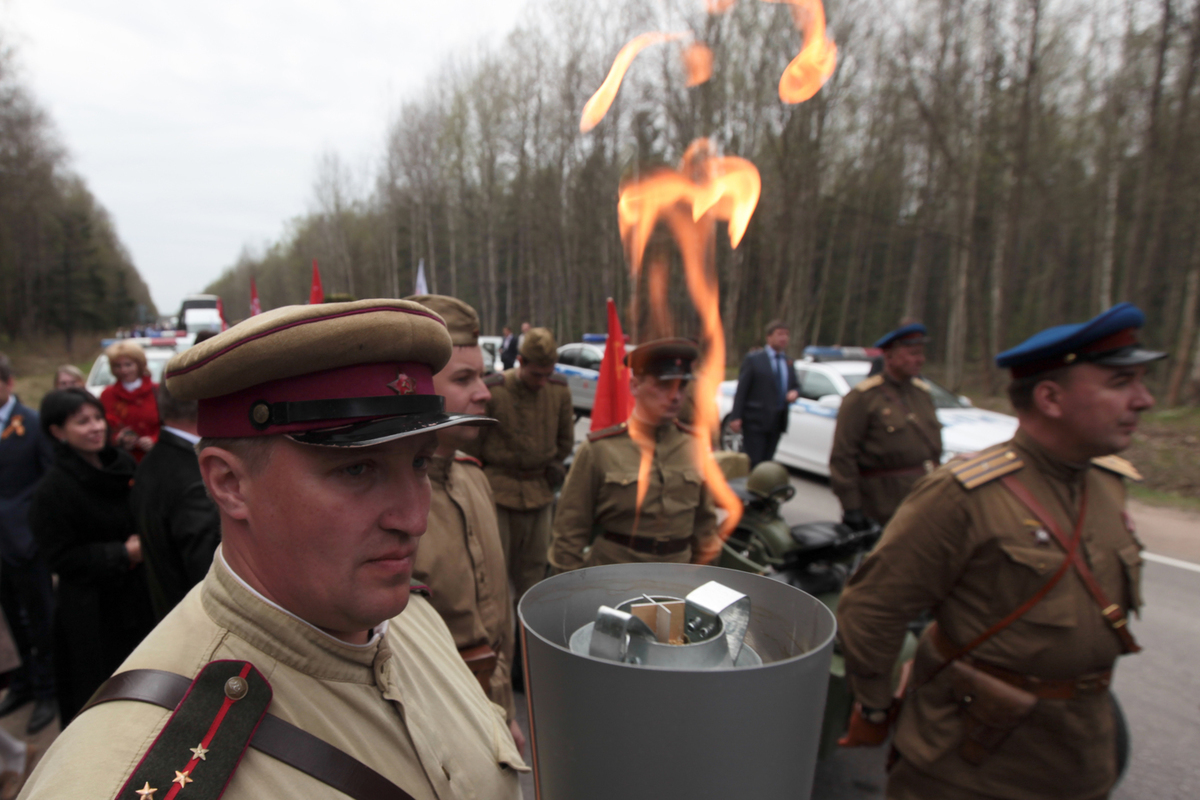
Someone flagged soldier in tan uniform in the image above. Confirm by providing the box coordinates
[406,294,521,751]
[470,327,573,598]
[830,323,942,530]
[19,300,526,800]
[836,302,1162,800]
[549,339,719,570]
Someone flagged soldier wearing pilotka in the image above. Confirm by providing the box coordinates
[836,302,1161,800]
[829,322,942,531]
[19,299,526,799]
[548,339,719,570]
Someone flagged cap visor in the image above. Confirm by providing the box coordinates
[287,413,495,448]
[654,371,694,380]
[1088,347,1167,368]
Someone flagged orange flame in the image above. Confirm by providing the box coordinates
[580,32,683,133]
[768,0,838,103]
[682,42,714,87]
[617,139,761,552]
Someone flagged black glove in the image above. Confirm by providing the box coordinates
[842,509,874,532]
[545,461,567,489]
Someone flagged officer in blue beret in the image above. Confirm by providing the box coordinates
[837,303,1163,800]
[830,322,943,531]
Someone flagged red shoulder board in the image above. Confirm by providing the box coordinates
[587,422,628,442]
[483,372,506,387]
[454,454,483,468]
[409,582,432,598]
[113,660,271,800]
[673,419,696,435]
[548,373,568,385]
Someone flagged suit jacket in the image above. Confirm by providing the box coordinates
[130,429,221,619]
[500,334,519,370]
[730,348,799,434]
[0,398,54,563]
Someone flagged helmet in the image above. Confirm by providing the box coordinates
[746,461,794,502]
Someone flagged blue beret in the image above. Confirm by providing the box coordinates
[995,302,1165,378]
[873,323,929,349]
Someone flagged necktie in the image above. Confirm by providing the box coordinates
[775,352,788,401]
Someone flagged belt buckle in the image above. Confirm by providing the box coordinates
[1075,675,1108,694]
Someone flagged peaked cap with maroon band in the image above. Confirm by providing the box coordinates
[164,299,493,447]
[995,302,1166,379]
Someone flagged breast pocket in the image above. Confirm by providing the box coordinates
[600,471,639,513]
[997,543,1077,628]
[663,469,703,516]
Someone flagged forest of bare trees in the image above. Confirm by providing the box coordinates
[207,0,1200,401]
[0,36,156,351]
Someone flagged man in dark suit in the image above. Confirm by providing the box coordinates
[730,320,800,467]
[0,354,58,733]
[130,383,221,619]
[500,326,519,370]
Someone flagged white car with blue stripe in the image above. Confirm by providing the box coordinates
[716,359,1018,476]
[555,342,608,413]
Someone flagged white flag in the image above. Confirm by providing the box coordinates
[415,259,429,295]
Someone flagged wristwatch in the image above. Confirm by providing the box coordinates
[860,704,891,724]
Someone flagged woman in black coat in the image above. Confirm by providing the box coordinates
[30,389,155,723]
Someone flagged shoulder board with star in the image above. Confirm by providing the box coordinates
[454,453,483,468]
[673,419,696,435]
[114,660,271,800]
[483,372,506,388]
[548,373,568,386]
[949,445,1024,490]
[912,377,932,392]
[854,375,885,392]
[588,422,628,442]
[1091,454,1143,481]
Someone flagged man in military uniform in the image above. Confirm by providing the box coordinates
[549,339,719,570]
[406,294,522,754]
[830,322,942,530]
[836,302,1160,800]
[470,327,573,599]
[19,300,526,799]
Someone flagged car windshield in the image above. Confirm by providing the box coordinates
[835,365,871,389]
[924,378,969,409]
[90,353,172,388]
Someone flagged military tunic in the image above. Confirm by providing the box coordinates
[829,373,943,523]
[837,429,1143,800]
[549,418,719,571]
[18,548,527,799]
[415,453,516,721]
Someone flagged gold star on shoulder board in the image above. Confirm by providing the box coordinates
[173,770,193,788]
[190,743,209,761]
[135,783,158,799]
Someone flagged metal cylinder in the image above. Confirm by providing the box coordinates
[519,563,836,800]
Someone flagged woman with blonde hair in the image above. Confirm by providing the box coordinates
[98,341,158,462]
[53,365,85,391]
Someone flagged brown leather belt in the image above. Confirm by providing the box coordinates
[931,625,1112,700]
[83,669,416,800]
[861,462,933,479]
[602,531,691,556]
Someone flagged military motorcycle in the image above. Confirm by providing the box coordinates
[715,461,918,757]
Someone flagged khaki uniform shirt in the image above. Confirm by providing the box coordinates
[471,370,574,510]
[829,373,942,522]
[837,430,1143,800]
[549,418,719,571]
[19,549,526,799]
[415,453,516,721]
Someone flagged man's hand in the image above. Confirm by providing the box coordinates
[125,534,143,566]
[545,461,567,489]
[838,703,895,748]
[508,719,527,757]
[786,389,799,403]
[728,418,742,434]
[842,509,874,532]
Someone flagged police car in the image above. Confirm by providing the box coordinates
[715,351,1018,476]
[554,336,608,413]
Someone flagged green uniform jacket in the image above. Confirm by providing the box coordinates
[549,418,719,571]
[829,373,943,522]
[837,430,1144,800]
[471,369,574,511]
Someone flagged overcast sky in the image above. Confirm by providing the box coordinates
[2,0,530,316]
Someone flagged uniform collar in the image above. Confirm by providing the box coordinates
[203,547,388,683]
[1011,428,1090,486]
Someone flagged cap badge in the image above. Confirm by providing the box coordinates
[251,402,271,427]
[387,372,417,395]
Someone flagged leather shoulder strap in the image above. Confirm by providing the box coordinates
[999,474,1140,654]
[84,668,417,800]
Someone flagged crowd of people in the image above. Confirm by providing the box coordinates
[0,294,1162,800]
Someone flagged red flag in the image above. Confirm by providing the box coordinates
[216,297,229,331]
[309,259,325,304]
[250,278,262,316]
[590,298,633,430]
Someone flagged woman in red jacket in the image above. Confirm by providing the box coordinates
[98,341,159,462]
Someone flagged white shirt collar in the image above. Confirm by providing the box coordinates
[162,425,201,445]
[768,346,787,359]
[121,378,143,392]
[217,547,388,649]
[0,395,15,425]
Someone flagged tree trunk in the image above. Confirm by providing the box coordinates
[1166,254,1200,406]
